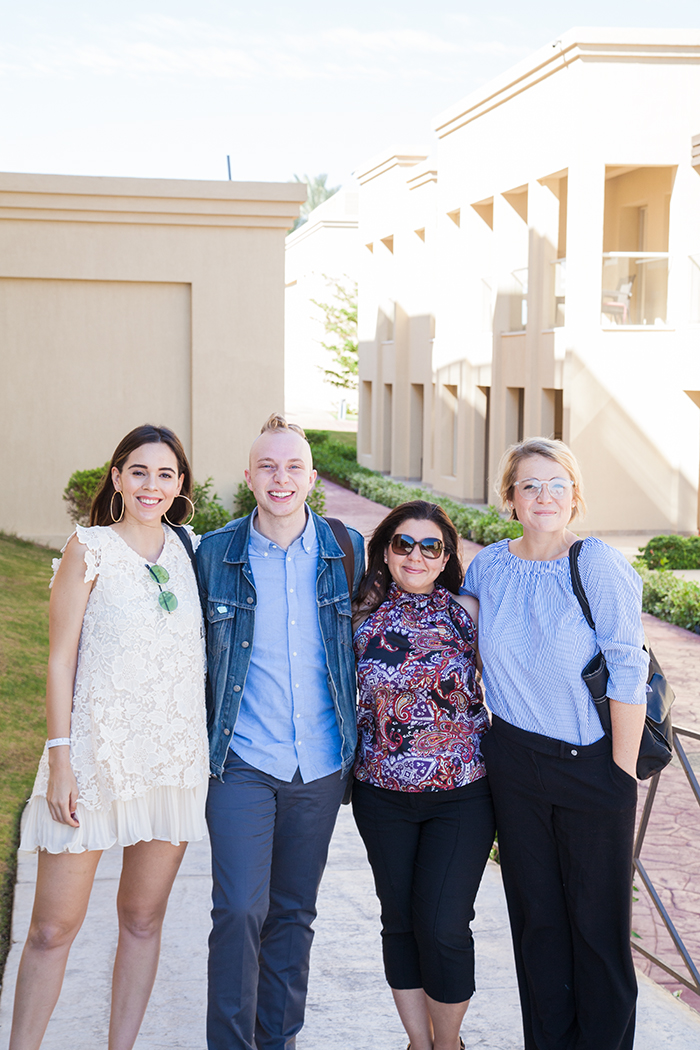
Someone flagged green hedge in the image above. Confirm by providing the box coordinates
[306,430,522,546]
[638,534,700,571]
[634,561,700,634]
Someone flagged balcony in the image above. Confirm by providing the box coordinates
[509,267,528,331]
[601,252,670,327]
[550,258,566,327]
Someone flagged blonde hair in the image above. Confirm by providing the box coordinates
[496,437,586,522]
[260,413,306,439]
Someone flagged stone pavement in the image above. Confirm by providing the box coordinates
[2,810,700,1049]
[1,481,699,1047]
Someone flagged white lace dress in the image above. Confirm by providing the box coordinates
[20,524,209,853]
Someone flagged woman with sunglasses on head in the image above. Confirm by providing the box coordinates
[10,425,209,1050]
[351,500,494,1050]
[463,438,647,1050]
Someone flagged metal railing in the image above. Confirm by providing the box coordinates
[632,725,700,994]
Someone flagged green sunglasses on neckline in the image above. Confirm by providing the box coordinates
[146,563,178,613]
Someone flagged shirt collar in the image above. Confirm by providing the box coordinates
[249,506,316,555]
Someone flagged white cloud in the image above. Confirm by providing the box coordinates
[0,16,525,84]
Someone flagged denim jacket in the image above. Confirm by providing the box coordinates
[196,510,366,779]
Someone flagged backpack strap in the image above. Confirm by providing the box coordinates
[324,516,356,598]
[167,523,205,609]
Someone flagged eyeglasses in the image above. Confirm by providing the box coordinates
[512,478,574,500]
[390,534,444,560]
[146,564,178,612]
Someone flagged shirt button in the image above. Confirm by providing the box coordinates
[263,552,268,557]
[291,620,295,625]
[247,597,254,604]
[289,588,294,593]
[295,683,300,688]
[233,685,241,693]
[241,641,249,648]
[292,652,297,656]
[223,728,230,736]
[571,749,578,756]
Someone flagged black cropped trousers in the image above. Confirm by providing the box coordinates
[352,776,495,1003]
[482,715,639,1050]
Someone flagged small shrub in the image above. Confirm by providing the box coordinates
[63,462,110,525]
[232,480,326,520]
[634,560,700,634]
[191,478,231,535]
[638,534,700,571]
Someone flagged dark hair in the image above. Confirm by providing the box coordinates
[354,500,463,617]
[90,424,193,527]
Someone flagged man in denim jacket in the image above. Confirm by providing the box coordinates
[197,414,364,1050]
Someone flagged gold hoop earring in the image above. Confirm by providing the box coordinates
[163,495,196,527]
[110,491,124,523]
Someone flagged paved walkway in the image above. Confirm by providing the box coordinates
[1,481,699,1047]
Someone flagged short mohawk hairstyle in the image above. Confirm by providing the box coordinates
[259,413,307,439]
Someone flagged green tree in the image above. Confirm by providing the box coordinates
[311,277,358,391]
[289,174,340,232]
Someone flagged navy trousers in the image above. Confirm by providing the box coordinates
[206,751,346,1050]
[482,716,638,1050]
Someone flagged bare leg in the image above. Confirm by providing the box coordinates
[392,988,433,1050]
[9,849,103,1050]
[427,995,470,1050]
[108,839,187,1050]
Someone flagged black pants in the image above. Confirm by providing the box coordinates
[482,716,638,1050]
[352,777,495,1003]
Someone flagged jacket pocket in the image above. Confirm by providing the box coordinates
[206,600,237,656]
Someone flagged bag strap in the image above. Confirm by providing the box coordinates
[324,516,355,598]
[568,539,595,629]
[167,523,206,610]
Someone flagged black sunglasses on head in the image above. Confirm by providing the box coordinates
[390,533,444,560]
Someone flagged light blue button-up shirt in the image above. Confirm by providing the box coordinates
[231,510,342,782]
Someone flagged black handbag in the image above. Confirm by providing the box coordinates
[568,540,675,780]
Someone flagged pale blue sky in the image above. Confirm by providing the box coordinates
[1,1,698,184]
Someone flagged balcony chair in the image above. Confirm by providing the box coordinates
[601,275,636,324]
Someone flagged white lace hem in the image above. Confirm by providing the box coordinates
[19,781,208,854]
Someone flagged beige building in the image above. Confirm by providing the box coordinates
[355,29,700,534]
[285,187,360,430]
[0,172,305,546]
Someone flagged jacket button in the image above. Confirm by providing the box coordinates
[241,641,249,648]
[246,597,254,604]
[233,685,241,692]
[223,728,230,736]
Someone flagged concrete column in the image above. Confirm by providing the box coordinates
[564,160,606,336]
[525,178,560,436]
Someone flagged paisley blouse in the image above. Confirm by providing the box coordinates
[353,583,490,792]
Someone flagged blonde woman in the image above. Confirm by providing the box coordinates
[463,438,647,1050]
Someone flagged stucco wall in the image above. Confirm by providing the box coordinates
[0,173,305,546]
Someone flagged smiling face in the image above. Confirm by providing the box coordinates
[384,517,450,595]
[510,453,575,537]
[245,429,316,528]
[111,442,183,527]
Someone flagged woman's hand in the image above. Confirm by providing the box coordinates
[609,698,647,779]
[46,750,80,827]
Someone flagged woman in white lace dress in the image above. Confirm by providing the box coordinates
[9,424,209,1050]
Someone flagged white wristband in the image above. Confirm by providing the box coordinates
[47,737,71,748]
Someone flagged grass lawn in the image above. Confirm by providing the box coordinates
[0,533,56,984]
